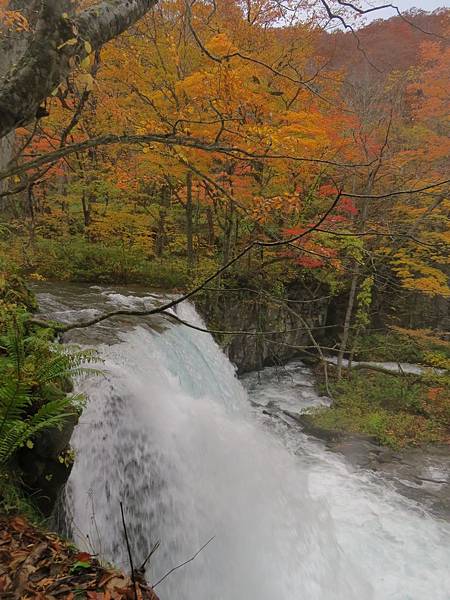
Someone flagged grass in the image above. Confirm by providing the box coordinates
[310,368,449,449]
[0,470,44,523]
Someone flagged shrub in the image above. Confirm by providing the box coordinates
[352,328,450,366]
[310,370,448,449]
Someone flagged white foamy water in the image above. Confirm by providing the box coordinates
[38,291,449,600]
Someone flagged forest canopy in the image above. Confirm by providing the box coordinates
[0,1,449,328]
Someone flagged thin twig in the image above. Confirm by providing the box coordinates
[120,501,138,600]
[152,536,215,588]
[140,540,161,571]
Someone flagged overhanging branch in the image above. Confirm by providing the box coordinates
[0,0,158,140]
[0,133,369,185]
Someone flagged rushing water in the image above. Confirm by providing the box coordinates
[37,285,450,600]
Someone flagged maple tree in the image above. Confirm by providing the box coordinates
[0,0,448,347]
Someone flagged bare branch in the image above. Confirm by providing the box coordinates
[120,501,138,600]
[152,536,215,589]
[0,133,370,185]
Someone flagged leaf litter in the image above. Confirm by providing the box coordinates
[0,515,159,600]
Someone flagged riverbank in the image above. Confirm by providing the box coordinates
[0,514,159,599]
[286,350,450,517]
[242,360,450,521]
[289,412,450,520]
[307,364,450,448]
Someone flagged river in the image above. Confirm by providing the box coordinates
[36,284,450,600]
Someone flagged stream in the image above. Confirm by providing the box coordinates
[36,284,450,600]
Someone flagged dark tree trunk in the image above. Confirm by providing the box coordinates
[185,171,194,269]
[155,185,170,257]
[206,206,215,246]
[81,192,91,228]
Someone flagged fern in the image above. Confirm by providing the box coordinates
[0,316,98,466]
[36,346,100,384]
[0,398,72,465]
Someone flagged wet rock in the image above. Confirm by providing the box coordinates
[287,410,450,520]
[284,412,347,443]
[16,411,78,516]
[197,289,329,373]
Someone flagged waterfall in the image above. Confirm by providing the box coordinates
[47,292,449,600]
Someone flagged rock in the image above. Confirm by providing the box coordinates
[288,410,450,520]
[16,411,79,516]
[197,287,329,373]
[284,411,346,442]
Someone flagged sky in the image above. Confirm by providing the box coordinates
[362,0,449,21]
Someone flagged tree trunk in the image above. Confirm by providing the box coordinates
[155,185,170,257]
[336,266,359,379]
[222,199,235,266]
[81,192,91,228]
[336,185,370,379]
[185,171,194,269]
[206,206,215,246]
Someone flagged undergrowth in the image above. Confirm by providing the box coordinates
[0,272,98,518]
[311,369,450,449]
[351,328,450,368]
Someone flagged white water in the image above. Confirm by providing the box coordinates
[57,295,450,600]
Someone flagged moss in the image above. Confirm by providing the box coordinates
[311,370,449,449]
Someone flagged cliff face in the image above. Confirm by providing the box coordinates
[197,287,330,373]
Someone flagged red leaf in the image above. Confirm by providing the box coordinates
[75,551,92,562]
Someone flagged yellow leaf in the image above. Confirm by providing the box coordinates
[80,55,91,70]
[57,37,78,50]
[84,40,92,55]
[76,73,94,91]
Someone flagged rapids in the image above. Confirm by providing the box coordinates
[36,286,450,600]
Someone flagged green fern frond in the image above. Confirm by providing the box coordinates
[0,381,31,419]
[0,421,29,464]
[36,347,100,384]
[0,315,100,467]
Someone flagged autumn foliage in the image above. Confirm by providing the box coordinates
[1,2,449,321]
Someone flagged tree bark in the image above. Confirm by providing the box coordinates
[206,206,215,246]
[0,0,158,140]
[336,266,359,379]
[185,171,194,269]
[0,1,41,193]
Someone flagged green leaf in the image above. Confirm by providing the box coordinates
[70,561,91,573]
